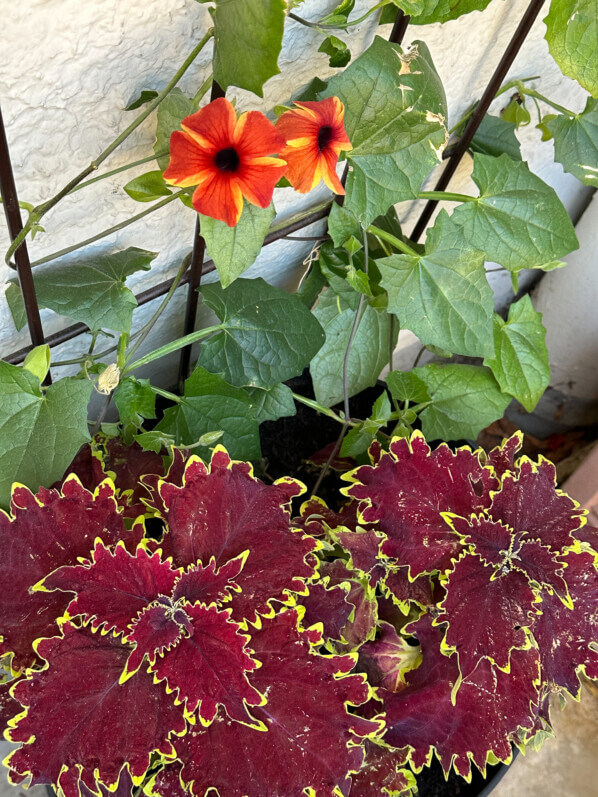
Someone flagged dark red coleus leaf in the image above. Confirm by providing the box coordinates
[486,433,523,479]
[450,515,570,599]
[80,769,134,797]
[307,442,356,472]
[0,478,141,671]
[358,621,422,692]
[572,523,598,551]
[321,560,378,651]
[382,566,435,612]
[163,609,378,797]
[7,623,186,797]
[172,553,244,606]
[531,551,598,697]
[294,496,363,537]
[381,615,539,778]
[436,553,537,678]
[298,582,353,643]
[151,450,317,623]
[0,679,22,736]
[44,542,180,637]
[148,602,263,725]
[488,459,584,553]
[332,526,387,586]
[125,604,189,674]
[347,435,497,577]
[58,437,167,520]
[348,740,414,797]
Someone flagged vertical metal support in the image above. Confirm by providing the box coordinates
[177,80,226,387]
[389,10,410,44]
[410,0,546,242]
[0,103,50,381]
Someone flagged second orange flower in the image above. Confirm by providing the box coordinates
[275,97,352,195]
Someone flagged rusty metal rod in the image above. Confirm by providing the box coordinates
[177,80,226,385]
[3,204,331,365]
[0,103,50,379]
[410,0,546,243]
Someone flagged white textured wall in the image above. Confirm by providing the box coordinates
[0,0,593,402]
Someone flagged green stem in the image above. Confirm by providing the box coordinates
[152,386,182,404]
[519,88,577,118]
[409,400,432,414]
[417,190,476,203]
[73,151,168,193]
[5,28,214,264]
[193,74,213,105]
[267,199,333,237]
[368,225,419,257]
[122,324,222,375]
[30,191,185,267]
[123,253,191,367]
[291,392,346,424]
[289,1,388,30]
[116,333,129,370]
[447,75,541,134]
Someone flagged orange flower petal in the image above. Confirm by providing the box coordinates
[181,97,236,151]
[234,111,286,158]
[275,97,351,195]
[320,148,345,195]
[236,157,288,208]
[279,143,321,194]
[163,131,214,187]
[192,173,244,228]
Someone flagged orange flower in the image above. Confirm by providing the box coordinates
[163,98,287,227]
[275,97,352,195]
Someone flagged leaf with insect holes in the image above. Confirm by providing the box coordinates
[380,615,539,779]
[322,37,447,226]
[0,479,141,671]
[347,434,496,578]
[435,552,538,678]
[166,610,378,797]
[151,449,317,624]
[6,624,186,797]
[198,278,325,388]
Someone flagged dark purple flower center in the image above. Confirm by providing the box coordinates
[215,147,240,172]
[317,125,333,151]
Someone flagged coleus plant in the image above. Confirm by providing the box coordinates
[0,431,596,797]
[2,0,597,513]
